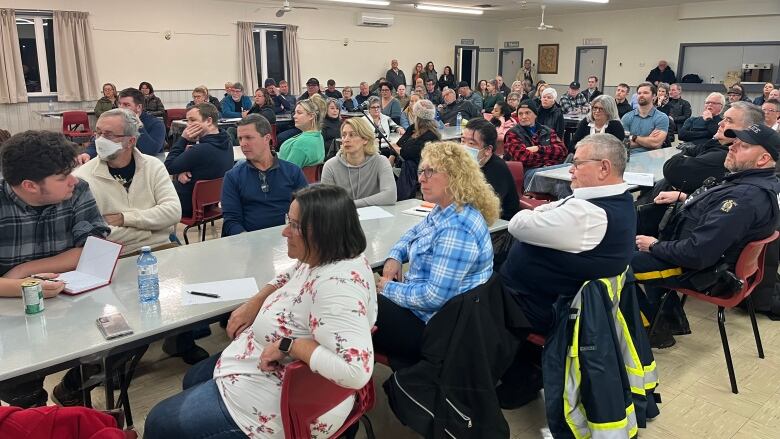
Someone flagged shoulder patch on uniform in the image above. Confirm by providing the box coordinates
[721,199,737,212]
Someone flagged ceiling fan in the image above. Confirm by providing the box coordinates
[523,4,563,32]
[275,0,318,17]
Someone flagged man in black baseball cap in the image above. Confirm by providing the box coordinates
[633,122,780,348]
[561,81,587,114]
[299,77,323,100]
[457,80,483,109]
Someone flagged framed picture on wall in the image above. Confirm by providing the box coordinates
[538,44,559,74]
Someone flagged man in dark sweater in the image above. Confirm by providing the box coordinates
[462,119,519,220]
[385,59,406,92]
[678,92,725,146]
[667,83,692,131]
[615,83,633,118]
[646,59,677,85]
[439,87,480,125]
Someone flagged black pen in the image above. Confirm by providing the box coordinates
[188,291,221,299]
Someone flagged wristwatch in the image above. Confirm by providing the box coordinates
[648,239,659,252]
[631,135,638,144]
[279,336,295,354]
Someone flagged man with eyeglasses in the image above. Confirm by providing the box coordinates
[762,99,780,131]
[221,114,307,237]
[634,125,780,348]
[439,88,480,126]
[678,92,725,146]
[425,79,442,106]
[497,133,635,408]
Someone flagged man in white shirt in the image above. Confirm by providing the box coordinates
[497,133,636,408]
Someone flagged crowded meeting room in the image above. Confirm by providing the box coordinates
[2,0,780,437]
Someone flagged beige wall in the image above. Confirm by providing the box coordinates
[2,0,499,93]
[497,3,780,87]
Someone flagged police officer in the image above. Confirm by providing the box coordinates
[634,124,780,347]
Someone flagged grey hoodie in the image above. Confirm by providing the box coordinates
[320,153,397,207]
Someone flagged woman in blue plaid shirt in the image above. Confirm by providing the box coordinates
[375,141,501,366]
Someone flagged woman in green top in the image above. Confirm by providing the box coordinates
[279,99,325,168]
[94,83,118,118]
[482,79,504,112]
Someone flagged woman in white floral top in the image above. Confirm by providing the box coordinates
[145,185,378,439]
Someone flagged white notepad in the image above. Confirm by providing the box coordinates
[181,278,259,305]
[59,237,123,295]
[623,172,655,187]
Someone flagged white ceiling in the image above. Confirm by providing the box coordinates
[229,0,717,20]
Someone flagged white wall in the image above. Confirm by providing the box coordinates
[497,3,780,87]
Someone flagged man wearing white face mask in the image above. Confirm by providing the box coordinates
[461,118,519,221]
[74,108,181,256]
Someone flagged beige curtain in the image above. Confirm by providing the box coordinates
[284,25,301,95]
[237,22,258,94]
[53,11,100,102]
[0,9,27,104]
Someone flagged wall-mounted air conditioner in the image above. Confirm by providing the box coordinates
[357,12,394,27]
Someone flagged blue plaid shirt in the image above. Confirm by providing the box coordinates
[383,203,493,322]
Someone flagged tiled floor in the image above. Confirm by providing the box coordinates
[38,221,780,438]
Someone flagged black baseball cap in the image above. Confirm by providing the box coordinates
[458,81,470,88]
[517,99,539,115]
[569,81,581,89]
[306,77,319,86]
[725,124,780,160]
[264,78,276,87]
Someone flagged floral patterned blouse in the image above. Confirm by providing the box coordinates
[214,255,378,438]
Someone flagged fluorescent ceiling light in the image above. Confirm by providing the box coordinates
[576,0,609,3]
[329,0,391,5]
[415,3,484,15]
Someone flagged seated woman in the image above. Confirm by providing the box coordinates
[94,83,118,118]
[248,87,277,124]
[321,117,396,207]
[374,141,500,365]
[340,86,359,112]
[511,80,525,99]
[537,87,564,137]
[392,100,441,200]
[477,79,488,100]
[363,96,404,142]
[144,185,377,439]
[139,82,165,118]
[438,66,456,91]
[379,81,402,125]
[490,101,517,143]
[506,92,522,112]
[571,94,626,148]
[654,82,671,115]
[483,79,505,112]
[321,98,343,157]
[400,93,421,129]
[279,99,326,168]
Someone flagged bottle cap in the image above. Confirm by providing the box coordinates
[140,246,151,252]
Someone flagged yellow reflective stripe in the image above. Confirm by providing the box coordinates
[634,267,683,281]
[588,418,627,430]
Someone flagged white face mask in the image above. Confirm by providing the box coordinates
[95,136,124,160]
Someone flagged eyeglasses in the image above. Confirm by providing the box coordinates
[258,171,269,193]
[591,106,605,112]
[417,167,438,179]
[704,101,723,106]
[369,106,381,110]
[95,131,128,142]
[381,88,391,92]
[285,214,302,235]
[571,158,605,169]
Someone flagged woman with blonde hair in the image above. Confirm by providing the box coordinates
[279,99,325,168]
[374,140,500,364]
[320,117,396,207]
[400,93,421,129]
[94,83,118,118]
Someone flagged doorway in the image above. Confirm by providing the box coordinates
[575,46,607,86]
[454,45,479,88]
[499,48,524,84]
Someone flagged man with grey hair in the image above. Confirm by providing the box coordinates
[386,59,406,92]
[220,81,252,118]
[678,92,725,145]
[439,87,480,125]
[356,81,372,107]
[498,133,636,407]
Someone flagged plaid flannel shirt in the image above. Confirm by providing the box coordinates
[503,124,568,169]
[560,92,588,114]
[0,179,110,276]
[382,203,494,322]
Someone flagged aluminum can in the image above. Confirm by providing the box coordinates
[22,279,44,315]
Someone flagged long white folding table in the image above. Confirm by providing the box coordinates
[0,199,507,426]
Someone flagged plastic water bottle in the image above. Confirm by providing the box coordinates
[48,99,54,111]
[137,246,159,302]
[456,112,462,128]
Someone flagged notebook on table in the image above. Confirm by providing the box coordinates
[59,236,123,295]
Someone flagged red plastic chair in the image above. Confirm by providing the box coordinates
[179,178,223,244]
[505,161,552,211]
[270,124,279,151]
[61,111,94,141]
[281,361,376,439]
[657,231,779,394]
[164,108,188,131]
[302,164,323,184]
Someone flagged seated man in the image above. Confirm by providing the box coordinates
[763,98,780,131]
[439,88,480,125]
[0,130,109,407]
[560,81,587,114]
[667,83,692,133]
[84,87,166,160]
[458,81,483,110]
[425,79,442,106]
[581,76,602,102]
[621,82,670,153]
[186,85,222,114]
[272,79,296,114]
[324,79,342,99]
[164,103,234,217]
[298,77,324,100]
[461,118,520,220]
[502,100,567,172]
[665,101,765,194]
[677,92,724,145]
[499,134,635,406]
[615,83,633,118]
[634,125,780,347]
[221,115,308,236]
[220,82,252,119]
[355,81,372,106]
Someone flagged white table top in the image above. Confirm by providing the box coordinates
[0,199,507,381]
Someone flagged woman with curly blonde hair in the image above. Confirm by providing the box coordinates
[374,141,499,364]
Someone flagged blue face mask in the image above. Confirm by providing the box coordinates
[464,145,480,163]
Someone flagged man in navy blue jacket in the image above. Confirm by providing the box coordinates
[164,103,234,217]
[221,114,307,236]
[83,88,165,160]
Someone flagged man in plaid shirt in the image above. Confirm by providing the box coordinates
[560,81,588,114]
[503,100,568,170]
[0,130,109,407]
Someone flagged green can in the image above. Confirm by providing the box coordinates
[22,279,44,315]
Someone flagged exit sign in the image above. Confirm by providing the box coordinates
[460,38,475,45]
[504,41,520,48]
[583,38,603,45]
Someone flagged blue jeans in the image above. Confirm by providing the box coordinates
[144,353,245,439]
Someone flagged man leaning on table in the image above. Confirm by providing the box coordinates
[221,114,308,236]
[0,130,109,407]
